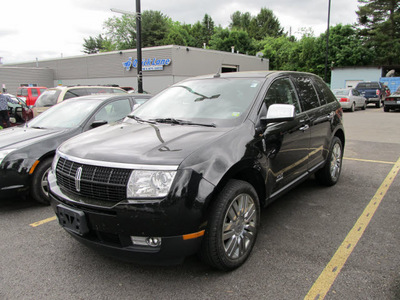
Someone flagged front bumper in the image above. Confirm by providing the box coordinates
[365,97,380,104]
[0,167,30,198]
[48,169,214,264]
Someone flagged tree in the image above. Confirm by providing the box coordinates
[248,8,284,40]
[104,14,136,50]
[82,35,107,54]
[141,10,170,47]
[230,11,252,32]
[190,14,215,48]
[209,27,254,54]
[356,0,400,65]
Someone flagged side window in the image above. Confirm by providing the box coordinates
[21,89,28,97]
[64,88,88,100]
[352,89,360,96]
[94,99,132,123]
[313,77,336,104]
[264,77,301,113]
[31,89,38,97]
[39,88,47,94]
[294,76,320,110]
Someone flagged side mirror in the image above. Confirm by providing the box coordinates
[262,104,296,123]
[91,120,108,128]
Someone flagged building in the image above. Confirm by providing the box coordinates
[331,65,400,93]
[1,45,269,95]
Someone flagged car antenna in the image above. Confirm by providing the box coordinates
[214,69,221,78]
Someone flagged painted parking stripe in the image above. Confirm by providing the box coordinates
[305,156,400,300]
[344,157,396,165]
[30,216,57,227]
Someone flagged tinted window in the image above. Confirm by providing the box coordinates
[19,89,28,97]
[31,89,38,97]
[264,77,301,113]
[95,99,132,123]
[294,76,320,110]
[312,76,336,104]
[39,88,47,94]
[352,89,360,96]
[64,88,88,100]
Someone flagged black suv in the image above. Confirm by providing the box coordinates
[49,71,345,271]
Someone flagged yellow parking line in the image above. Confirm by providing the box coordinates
[305,156,400,300]
[30,216,57,227]
[344,157,396,165]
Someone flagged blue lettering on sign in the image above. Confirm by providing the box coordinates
[122,57,171,71]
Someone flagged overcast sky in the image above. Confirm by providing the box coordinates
[0,0,360,64]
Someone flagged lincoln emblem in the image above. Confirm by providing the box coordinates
[75,167,82,192]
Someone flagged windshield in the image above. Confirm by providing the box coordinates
[35,89,61,107]
[28,100,100,129]
[131,78,263,126]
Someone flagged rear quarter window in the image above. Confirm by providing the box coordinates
[312,77,336,104]
[293,76,320,111]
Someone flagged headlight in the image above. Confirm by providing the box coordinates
[0,149,17,164]
[127,170,177,198]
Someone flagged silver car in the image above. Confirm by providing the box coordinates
[332,88,367,112]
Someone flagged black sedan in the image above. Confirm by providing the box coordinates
[0,93,151,204]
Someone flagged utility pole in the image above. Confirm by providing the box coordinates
[136,0,143,93]
[111,0,143,93]
[324,0,331,83]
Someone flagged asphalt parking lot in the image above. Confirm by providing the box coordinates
[1,106,399,300]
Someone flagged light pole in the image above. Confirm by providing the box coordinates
[324,0,331,83]
[111,0,143,93]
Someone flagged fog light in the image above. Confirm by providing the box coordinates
[131,236,162,247]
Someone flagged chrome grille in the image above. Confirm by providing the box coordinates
[55,157,131,202]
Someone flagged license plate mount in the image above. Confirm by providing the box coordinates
[56,204,89,236]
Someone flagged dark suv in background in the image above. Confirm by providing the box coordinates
[355,81,386,108]
[48,71,345,271]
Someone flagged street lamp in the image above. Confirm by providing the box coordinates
[110,0,143,93]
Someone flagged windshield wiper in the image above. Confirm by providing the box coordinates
[153,118,216,127]
[127,115,156,124]
[174,85,220,102]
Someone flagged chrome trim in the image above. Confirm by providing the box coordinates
[57,151,179,171]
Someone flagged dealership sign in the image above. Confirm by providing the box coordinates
[123,57,171,71]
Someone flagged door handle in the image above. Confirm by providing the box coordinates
[299,124,309,131]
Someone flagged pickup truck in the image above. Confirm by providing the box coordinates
[355,81,385,108]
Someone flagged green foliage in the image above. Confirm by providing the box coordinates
[356,0,400,64]
[82,5,400,80]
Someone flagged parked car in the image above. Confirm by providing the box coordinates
[355,81,386,108]
[16,87,47,106]
[332,88,367,111]
[31,85,127,117]
[2,94,31,127]
[48,71,345,271]
[0,93,149,204]
[383,86,400,112]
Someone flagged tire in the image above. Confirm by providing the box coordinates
[200,180,260,271]
[350,102,355,112]
[384,106,390,112]
[315,137,343,186]
[376,99,381,108]
[361,101,367,110]
[30,157,53,205]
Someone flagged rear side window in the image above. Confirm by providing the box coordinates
[31,89,38,97]
[264,77,301,113]
[293,76,320,111]
[18,89,28,97]
[64,88,88,100]
[312,76,336,104]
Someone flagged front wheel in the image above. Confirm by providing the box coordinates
[200,180,260,271]
[30,157,53,205]
[315,137,343,186]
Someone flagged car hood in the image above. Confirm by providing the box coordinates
[59,122,231,166]
[0,126,71,150]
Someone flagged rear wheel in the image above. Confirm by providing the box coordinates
[30,157,53,205]
[384,106,390,112]
[200,180,260,271]
[361,101,367,110]
[350,102,355,112]
[316,137,343,186]
[376,99,382,108]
